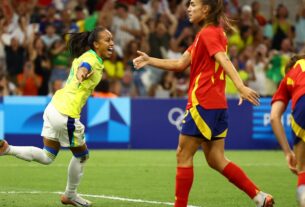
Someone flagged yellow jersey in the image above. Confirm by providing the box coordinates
[52,49,104,118]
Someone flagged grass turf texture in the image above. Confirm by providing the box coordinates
[0,150,296,207]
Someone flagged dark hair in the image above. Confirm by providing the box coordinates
[285,54,305,73]
[200,0,233,30]
[95,79,110,92]
[67,27,106,58]
[115,2,128,11]
[276,4,289,19]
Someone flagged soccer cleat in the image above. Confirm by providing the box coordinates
[261,194,274,207]
[254,192,274,207]
[297,186,305,207]
[61,194,92,207]
[0,140,9,156]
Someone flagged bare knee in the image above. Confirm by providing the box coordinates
[206,156,229,172]
[176,146,193,166]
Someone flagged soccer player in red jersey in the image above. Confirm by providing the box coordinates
[270,54,305,207]
[133,0,274,206]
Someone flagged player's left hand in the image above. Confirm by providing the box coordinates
[238,86,260,106]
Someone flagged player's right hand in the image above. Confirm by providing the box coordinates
[133,50,149,69]
[285,151,297,175]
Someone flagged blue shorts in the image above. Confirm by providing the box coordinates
[291,95,305,145]
[181,105,228,141]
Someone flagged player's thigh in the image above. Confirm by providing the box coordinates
[201,139,225,158]
[43,137,61,151]
[177,134,202,157]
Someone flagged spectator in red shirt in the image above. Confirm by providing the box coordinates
[133,0,274,206]
[17,60,42,95]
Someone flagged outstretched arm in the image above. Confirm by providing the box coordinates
[270,101,297,174]
[214,52,260,106]
[133,50,191,72]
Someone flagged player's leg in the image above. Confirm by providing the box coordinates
[175,134,202,207]
[295,141,305,207]
[0,137,60,165]
[60,116,91,207]
[61,143,91,207]
[291,96,305,206]
[201,139,274,207]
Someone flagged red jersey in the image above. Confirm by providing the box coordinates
[186,25,227,110]
[271,59,305,110]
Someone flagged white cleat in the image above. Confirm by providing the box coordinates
[297,186,305,207]
[61,194,92,207]
[254,191,274,207]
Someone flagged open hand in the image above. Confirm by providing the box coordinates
[238,86,260,106]
[286,151,297,175]
[133,50,149,69]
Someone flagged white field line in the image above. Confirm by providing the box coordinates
[0,191,201,207]
[0,163,285,167]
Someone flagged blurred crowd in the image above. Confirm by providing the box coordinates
[0,0,304,98]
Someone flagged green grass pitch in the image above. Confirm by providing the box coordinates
[0,150,297,207]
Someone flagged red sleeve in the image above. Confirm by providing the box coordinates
[201,28,226,57]
[271,77,290,106]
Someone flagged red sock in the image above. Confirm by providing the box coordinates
[222,162,259,198]
[175,167,194,207]
[298,172,305,186]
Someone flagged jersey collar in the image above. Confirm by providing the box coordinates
[88,49,103,64]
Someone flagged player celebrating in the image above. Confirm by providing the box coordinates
[0,27,114,207]
[270,54,305,207]
[133,0,274,206]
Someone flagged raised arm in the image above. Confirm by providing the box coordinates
[270,101,297,174]
[214,51,260,106]
[133,50,191,72]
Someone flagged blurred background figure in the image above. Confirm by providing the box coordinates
[0,0,303,98]
[17,60,42,96]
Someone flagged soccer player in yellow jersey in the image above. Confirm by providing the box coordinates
[0,27,114,207]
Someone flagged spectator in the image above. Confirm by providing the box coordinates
[111,2,141,50]
[295,5,305,52]
[0,71,19,96]
[74,6,86,32]
[49,38,70,82]
[247,44,269,96]
[28,36,51,95]
[270,2,292,50]
[41,23,60,48]
[58,10,79,35]
[124,40,147,96]
[251,1,267,26]
[149,71,176,98]
[103,48,125,80]
[3,37,26,83]
[93,79,118,98]
[119,69,138,97]
[48,79,63,96]
[17,60,42,95]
